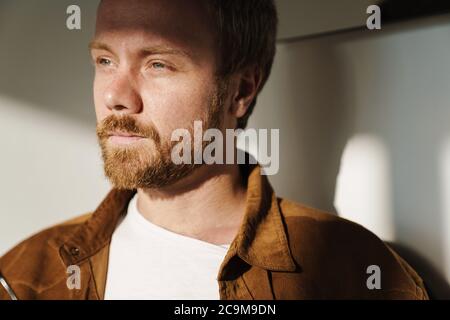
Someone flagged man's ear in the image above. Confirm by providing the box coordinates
[229,66,263,118]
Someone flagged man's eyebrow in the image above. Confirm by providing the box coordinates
[140,46,192,59]
[89,41,191,59]
[89,41,114,53]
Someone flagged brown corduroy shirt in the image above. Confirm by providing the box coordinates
[0,164,428,300]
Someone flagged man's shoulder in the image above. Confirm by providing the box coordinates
[0,212,93,297]
[277,197,377,243]
[2,212,93,257]
[277,197,389,259]
[276,198,428,299]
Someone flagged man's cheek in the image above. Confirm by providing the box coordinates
[145,95,192,124]
[93,82,109,117]
[93,96,106,121]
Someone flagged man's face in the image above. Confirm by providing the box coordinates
[91,0,227,189]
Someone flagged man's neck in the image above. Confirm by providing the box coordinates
[135,163,248,245]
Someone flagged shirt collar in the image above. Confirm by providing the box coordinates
[59,163,297,273]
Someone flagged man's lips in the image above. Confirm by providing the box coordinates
[108,131,145,138]
[107,131,146,144]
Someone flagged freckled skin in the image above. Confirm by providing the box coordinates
[92,0,222,143]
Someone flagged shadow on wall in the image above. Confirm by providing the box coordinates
[253,14,358,215]
[388,242,450,299]
[0,0,100,126]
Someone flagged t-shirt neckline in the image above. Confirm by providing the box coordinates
[126,194,232,252]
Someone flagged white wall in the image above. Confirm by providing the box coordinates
[0,1,449,294]
[0,0,107,254]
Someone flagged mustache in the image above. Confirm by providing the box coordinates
[96,115,161,145]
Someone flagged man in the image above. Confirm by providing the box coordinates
[0,0,428,300]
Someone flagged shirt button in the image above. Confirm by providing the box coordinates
[69,247,80,257]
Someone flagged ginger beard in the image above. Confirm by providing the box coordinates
[96,81,226,190]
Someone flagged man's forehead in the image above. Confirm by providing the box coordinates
[95,0,214,48]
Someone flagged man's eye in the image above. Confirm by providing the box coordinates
[151,62,166,69]
[97,58,112,66]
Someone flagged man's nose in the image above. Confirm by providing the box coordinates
[104,74,143,114]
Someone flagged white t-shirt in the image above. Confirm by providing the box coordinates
[104,194,231,300]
